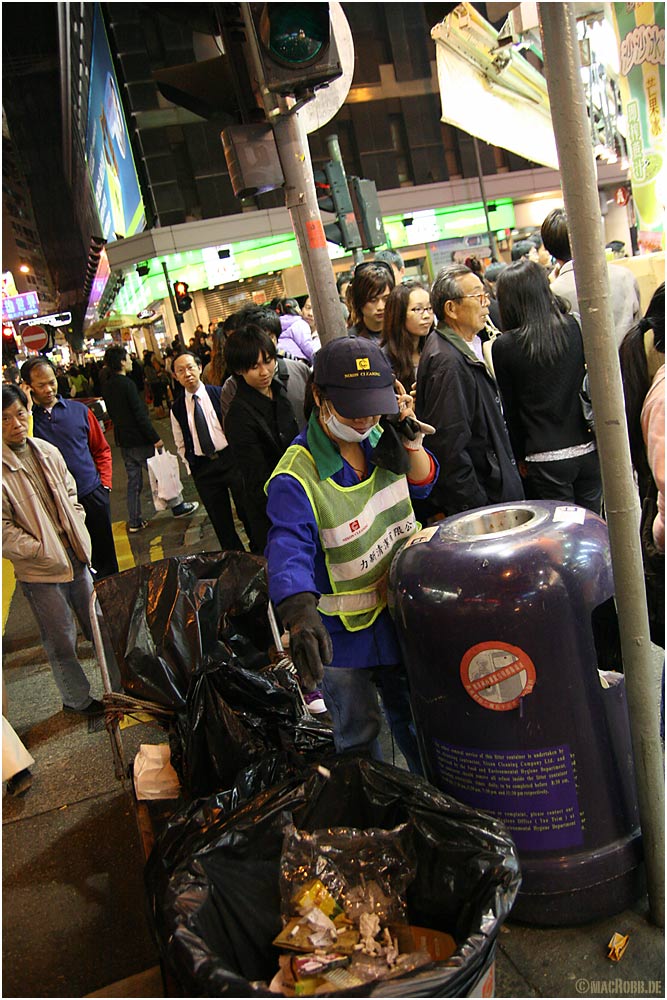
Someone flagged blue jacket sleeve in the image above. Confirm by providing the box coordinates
[265,473,321,605]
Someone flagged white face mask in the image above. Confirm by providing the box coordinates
[323,403,376,443]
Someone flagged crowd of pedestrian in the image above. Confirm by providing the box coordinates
[2,207,662,794]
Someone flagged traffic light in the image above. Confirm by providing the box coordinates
[349,177,387,251]
[174,281,192,313]
[250,3,342,96]
[2,323,18,361]
[314,161,362,250]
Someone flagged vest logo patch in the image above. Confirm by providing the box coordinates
[349,519,360,532]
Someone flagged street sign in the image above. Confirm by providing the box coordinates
[21,325,49,352]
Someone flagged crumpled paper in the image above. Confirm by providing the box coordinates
[133,743,181,800]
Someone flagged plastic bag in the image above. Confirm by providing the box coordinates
[169,652,334,798]
[147,448,182,508]
[146,756,521,997]
[280,823,416,927]
[94,552,270,710]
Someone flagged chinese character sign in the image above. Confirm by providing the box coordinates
[612,2,665,252]
[1,291,40,322]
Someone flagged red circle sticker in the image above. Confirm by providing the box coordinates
[460,641,536,711]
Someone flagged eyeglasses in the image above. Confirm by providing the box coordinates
[408,305,433,315]
[457,291,490,304]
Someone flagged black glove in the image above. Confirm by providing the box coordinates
[277,593,333,692]
[370,415,413,475]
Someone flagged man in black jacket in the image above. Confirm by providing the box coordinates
[415,263,524,517]
[102,346,197,532]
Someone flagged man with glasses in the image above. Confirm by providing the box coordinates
[170,351,247,552]
[415,263,524,517]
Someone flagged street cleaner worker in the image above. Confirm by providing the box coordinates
[265,337,437,772]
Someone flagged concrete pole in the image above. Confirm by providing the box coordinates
[240,4,347,346]
[271,111,348,344]
[539,2,664,927]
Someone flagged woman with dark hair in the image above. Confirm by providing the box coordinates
[346,261,395,342]
[275,298,316,363]
[223,325,299,553]
[492,259,601,512]
[202,323,228,386]
[380,280,433,390]
[619,282,665,647]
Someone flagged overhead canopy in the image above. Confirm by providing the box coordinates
[431,2,559,170]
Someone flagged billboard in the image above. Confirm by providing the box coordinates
[612,2,665,252]
[85,5,146,243]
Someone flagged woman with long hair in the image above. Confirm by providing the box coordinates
[275,298,316,363]
[202,323,228,386]
[380,280,433,389]
[346,261,395,342]
[493,259,601,512]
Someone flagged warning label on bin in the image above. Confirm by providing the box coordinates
[460,641,535,711]
[431,741,583,851]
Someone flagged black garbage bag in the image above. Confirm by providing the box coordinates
[146,756,521,997]
[94,552,270,709]
[169,652,334,798]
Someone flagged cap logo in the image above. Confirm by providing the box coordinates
[356,357,370,371]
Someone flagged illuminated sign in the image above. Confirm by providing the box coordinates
[2,272,19,298]
[2,291,40,321]
[107,199,515,315]
[85,5,146,242]
[20,311,72,328]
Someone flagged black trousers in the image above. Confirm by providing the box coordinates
[80,483,119,578]
[192,450,248,552]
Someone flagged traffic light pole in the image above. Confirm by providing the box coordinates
[240,4,347,346]
[327,133,364,267]
[161,260,186,347]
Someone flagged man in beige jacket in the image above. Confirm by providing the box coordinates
[2,384,110,716]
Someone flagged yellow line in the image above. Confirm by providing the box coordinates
[2,558,16,634]
[149,535,164,563]
[112,521,136,572]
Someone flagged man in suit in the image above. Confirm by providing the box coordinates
[170,351,248,551]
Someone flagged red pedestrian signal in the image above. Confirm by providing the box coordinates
[173,281,192,313]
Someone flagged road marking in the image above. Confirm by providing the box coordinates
[2,558,16,633]
[149,534,164,563]
[112,521,136,571]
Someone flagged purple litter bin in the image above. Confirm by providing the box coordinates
[389,501,643,925]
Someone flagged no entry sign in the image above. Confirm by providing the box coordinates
[21,325,49,352]
[460,641,536,711]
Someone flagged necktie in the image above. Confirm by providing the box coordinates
[193,394,216,456]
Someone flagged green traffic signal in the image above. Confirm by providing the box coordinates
[264,3,329,66]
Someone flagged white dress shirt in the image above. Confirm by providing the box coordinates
[171,384,229,473]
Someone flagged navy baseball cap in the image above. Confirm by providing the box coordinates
[313,337,399,418]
